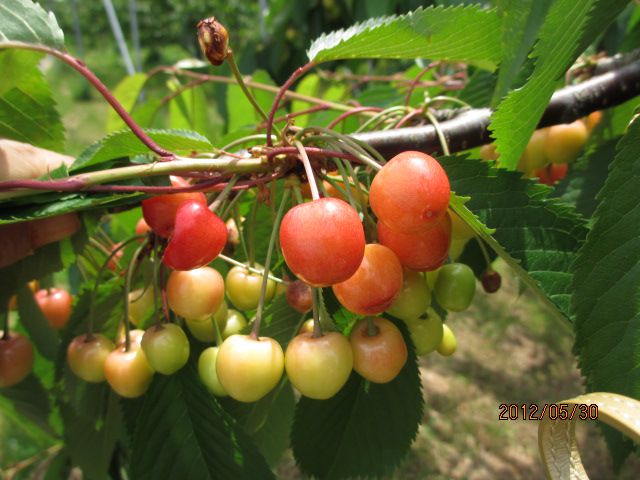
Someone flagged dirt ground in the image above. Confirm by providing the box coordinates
[277,261,640,479]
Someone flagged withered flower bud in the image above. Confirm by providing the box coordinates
[197,17,229,66]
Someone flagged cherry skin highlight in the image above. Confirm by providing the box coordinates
[0,332,34,388]
[349,317,408,384]
[370,151,450,232]
[67,334,114,383]
[279,198,365,287]
[35,288,72,330]
[377,213,451,271]
[285,331,353,400]
[333,244,403,315]
[163,200,227,270]
[142,192,207,237]
[166,267,225,320]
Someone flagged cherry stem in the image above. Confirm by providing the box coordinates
[88,235,143,338]
[266,61,317,146]
[404,62,439,106]
[331,161,357,209]
[212,312,223,347]
[424,109,450,156]
[247,199,259,268]
[262,104,330,129]
[266,146,361,164]
[217,254,286,284]
[159,264,171,323]
[366,317,380,337]
[251,188,291,340]
[0,42,174,160]
[311,288,322,339]
[209,176,239,212]
[123,239,150,351]
[152,235,162,326]
[475,234,493,268]
[327,106,384,130]
[227,49,281,137]
[294,141,320,201]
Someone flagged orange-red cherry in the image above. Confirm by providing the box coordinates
[377,213,451,271]
[333,244,403,315]
[370,151,450,232]
[0,332,34,388]
[163,200,227,270]
[35,288,72,330]
[142,192,207,237]
[279,198,365,287]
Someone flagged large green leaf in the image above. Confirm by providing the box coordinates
[291,318,423,479]
[0,374,56,437]
[572,118,640,463]
[125,364,274,479]
[70,128,213,172]
[16,284,59,361]
[0,50,64,150]
[226,70,275,133]
[106,73,148,133]
[441,156,588,320]
[0,0,64,49]
[490,0,628,170]
[307,5,502,70]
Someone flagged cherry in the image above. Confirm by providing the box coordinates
[163,200,227,271]
[67,334,114,383]
[517,128,549,173]
[128,287,154,326]
[286,280,313,313]
[481,269,502,293]
[377,213,451,271]
[349,317,407,384]
[333,244,403,315]
[584,111,602,133]
[386,269,431,321]
[479,143,499,161]
[216,334,284,402]
[107,242,124,272]
[450,211,475,241]
[141,323,190,375]
[135,217,151,238]
[221,309,248,339]
[370,151,450,233]
[198,347,227,396]
[405,309,443,355]
[433,263,476,312]
[280,198,365,286]
[116,328,146,347]
[185,301,228,343]
[298,319,315,335]
[226,264,276,311]
[301,171,368,204]
[35,288,72,330]
[104,341,154,398]
[166,267,225,320]
[448,238,468,262]
[0,332,34,388]
[8,280,39,311]
[544,120,588,164]
[437,324,457,357]
[142,192,207,238]
[534,163,568,186]
[285,331,353,399]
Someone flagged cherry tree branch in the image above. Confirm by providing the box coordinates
[353,59,640,158]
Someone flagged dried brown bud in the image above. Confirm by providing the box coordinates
[197,17,229,66]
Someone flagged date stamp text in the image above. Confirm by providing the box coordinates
[498,403,598,421]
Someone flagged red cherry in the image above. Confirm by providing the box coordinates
[0,332,34,387]
[333,244,403,315]
[370,151,450,233]
[377,213,451,271]
[279,198,365,287]
[481,270,502,293]
[35,288,73,330]
[142,193,207,237]
[163,201,227,270]
[135,217,151,236]
[534,163,569,186]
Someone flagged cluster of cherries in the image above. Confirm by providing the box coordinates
[480,111,601,185]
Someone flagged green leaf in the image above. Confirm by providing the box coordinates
[0,0,65,49]
[226,70,275,132]
[125,364,274,479]
[456,69,496,108]
[0,50,64,150]
[291,317,423,479]
[106,73,147,133]
[70,128,213,172]
[442,156,588,320]
[572,119,640,463]
[0,374,55,437]
[307,5,502,70]
[16,283,60,361]
[61,390,121,480]
[491,0,552,105]
[168,80,219,141]
[490,0,628,170]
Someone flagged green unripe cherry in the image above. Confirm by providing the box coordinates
[433,263,476,312]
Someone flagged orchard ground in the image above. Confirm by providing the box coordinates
[277,260,640,479]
